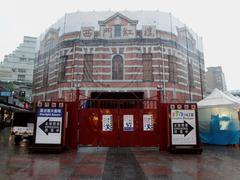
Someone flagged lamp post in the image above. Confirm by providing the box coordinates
[157,84,164,104]
[74,83,80,103]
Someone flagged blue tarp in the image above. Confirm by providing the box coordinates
[200,115,240,145]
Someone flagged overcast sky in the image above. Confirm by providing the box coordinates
[0,0,239,90]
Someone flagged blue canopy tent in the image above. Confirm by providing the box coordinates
[198,89,240,145]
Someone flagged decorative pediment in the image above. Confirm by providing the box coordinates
[99,12,137,39]
[98,12,138,26]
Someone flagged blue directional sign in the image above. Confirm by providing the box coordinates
[0,91,12,97]
[35,107,64,144]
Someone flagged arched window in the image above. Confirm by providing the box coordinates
[112,55,123,80]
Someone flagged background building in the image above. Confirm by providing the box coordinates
[33,11,205,103]
[206,66,227,94]
[0,36,36,109]
[228,90,240,97]
[0,36,37,83]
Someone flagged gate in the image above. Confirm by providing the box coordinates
[78,99,161,147]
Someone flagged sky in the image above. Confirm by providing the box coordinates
[0,0,239,90]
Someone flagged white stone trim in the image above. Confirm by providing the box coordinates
[152,58,168,61]
[125,65,143,68]
[93,65,111,68]
[153,72,169,75]
[49,82,58,86]
[65,72,83,76]
[152,65,168,68]
[65,65,84,69]
[93,59,112,61]
[48,75,57,80]
[92,72,111,75]
[177,75,188,80]
[125,72,143,75]
[125,58,142,61]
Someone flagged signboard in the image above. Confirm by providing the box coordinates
[81,26,94,39]
[122,26,136,38]
[35,107,63,144]
[143,114,153,131]
[102,115,113,131]
[0,91,12,97]
[101,27,113,39]
[171,109,196,145]
[142,25,156,38]
[123,115,134,131]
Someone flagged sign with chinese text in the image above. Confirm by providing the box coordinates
[35,107,63,144]
[123,115,134,131]
[143,114,153,131]
[102,115,113,131]
[0,91,11,97]
[122,26,136,38]
[81,26,94,39]
[171,109,196,145]
[142,25,156,38]
[101,27,113,39]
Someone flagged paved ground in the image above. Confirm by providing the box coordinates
[0,127,240,180]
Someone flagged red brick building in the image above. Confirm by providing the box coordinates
[33,11,205,103]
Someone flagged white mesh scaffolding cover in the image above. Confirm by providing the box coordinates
[38,11,203,52]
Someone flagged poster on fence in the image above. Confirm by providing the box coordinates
[102,115,113,131]
[143,114,153,131]
[171,109,196,145]
[123,115,134,131]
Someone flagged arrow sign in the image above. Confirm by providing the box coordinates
[39,119,61,135]
[173,121,193,136]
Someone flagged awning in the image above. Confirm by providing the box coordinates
[0,103,29,112]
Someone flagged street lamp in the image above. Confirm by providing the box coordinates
[74,83,80,102]
[157,84,164,103]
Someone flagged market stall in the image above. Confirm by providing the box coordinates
[198,89,240,145]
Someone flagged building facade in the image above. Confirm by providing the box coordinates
[33,11,205,103]
[228,90,240,97]
[0,36,37,108]
[206,66,227,93]
[0,36,37,83]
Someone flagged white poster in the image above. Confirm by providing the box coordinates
[35,108,63,144]
[102,115,113,131]
[171,110,196,145]
[143,114,153,131]
[123,115,134,131]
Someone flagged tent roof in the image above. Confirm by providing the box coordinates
[224,92,240,104]
[197,88,240,109]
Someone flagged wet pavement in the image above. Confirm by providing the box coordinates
[0,127,240,180]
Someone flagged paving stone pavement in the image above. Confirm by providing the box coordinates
[0,127,240,180]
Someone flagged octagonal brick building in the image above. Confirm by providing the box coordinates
[32,11,205,103]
